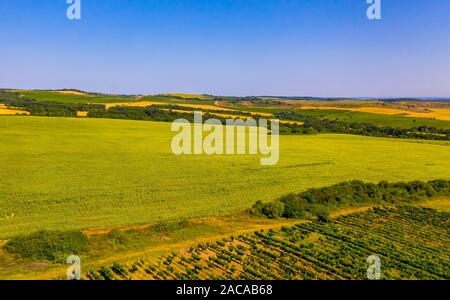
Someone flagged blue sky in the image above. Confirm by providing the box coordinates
[1,0,449,97]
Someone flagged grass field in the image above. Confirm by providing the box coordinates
[8,90,216,105]
[10,90,136,104]
[1,116,449,240]
[88,206,450,280]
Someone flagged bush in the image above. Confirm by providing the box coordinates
[107,230,128,245]
[151,219,192,234]
[252,200,284,218]
[111,262,128,276]
[98,266,114,280]
[314,206,331,222]
[5,230,88,262]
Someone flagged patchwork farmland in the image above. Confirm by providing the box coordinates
[0,90,449,280]
[1,116,449,239]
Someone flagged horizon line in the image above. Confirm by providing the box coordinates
[2,87,450,101]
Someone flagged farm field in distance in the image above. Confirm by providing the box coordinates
[9,90,216,105]
[8,90,136,104]
[220,100,450,129]
[8,89,450,129]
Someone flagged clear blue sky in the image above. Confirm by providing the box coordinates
[1,0,449,97]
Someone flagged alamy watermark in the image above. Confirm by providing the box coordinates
[367,0,382,20]
[65,1,380,21]
[66,0,81,20]
[171,112,280,166]
[66,255,81,280]
[367,255,381,280]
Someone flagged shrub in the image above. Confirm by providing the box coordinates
[111,262,128,276]
[151,219,191,234]
[252,201,285,218]
[107,230,128,245]
[5,230,88,262]
[98,266,114,280]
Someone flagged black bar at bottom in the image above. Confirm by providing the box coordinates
[0,280,447,298]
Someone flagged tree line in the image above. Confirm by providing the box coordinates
[252,179,450,220]
[2,90,449,140]
[275,111,450,140]
[150,104,253,116]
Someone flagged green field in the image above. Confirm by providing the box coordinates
[10,90,135,104]
[1,116,449,239]
[140,95,215,105]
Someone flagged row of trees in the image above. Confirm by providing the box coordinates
[88,106,211,122]
[275,111,450,140]
[150,104,253,116]
[253,179,450,219]
[2,90,449,140]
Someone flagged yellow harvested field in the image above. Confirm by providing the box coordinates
[279,120,304,125]
[160,109,302,125]
[178,104,235,111]
[0,104,30,115]
[206,112,285,122]
[298,106,450,121]
[412,108,450,121]
[104,101,162,109]
[164,93,210,100]
[160,110,250,120]
[53,90,87,95]
[284,99,382,106]
[209,112,253,119]
[175,104,273,117]
[248,111,274,117]
[77,111,88,117]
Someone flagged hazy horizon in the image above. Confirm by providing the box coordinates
[3,87,450,100]
[1,0,450,97]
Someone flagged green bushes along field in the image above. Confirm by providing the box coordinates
[253,179,450,219]
[5,231,88,262]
